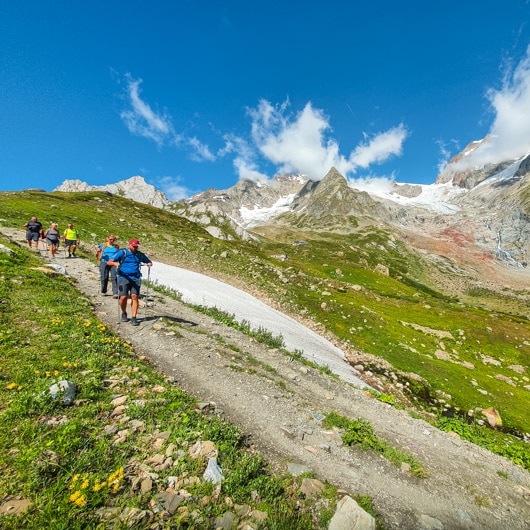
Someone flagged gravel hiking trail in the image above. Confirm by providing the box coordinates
[4,228,530,530]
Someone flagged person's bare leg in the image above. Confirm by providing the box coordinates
[131,294,139,317]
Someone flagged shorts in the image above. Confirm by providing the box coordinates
[27,232,40,242]
[46,238,59,248]
[65,239,77,246]
[118,276,140,296]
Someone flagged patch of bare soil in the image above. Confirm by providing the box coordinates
[6,229,530,529]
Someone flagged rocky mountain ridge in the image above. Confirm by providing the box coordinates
[54,176,170,209]
[54,143,530,285]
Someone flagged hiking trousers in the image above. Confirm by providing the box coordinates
[99,262,118,295]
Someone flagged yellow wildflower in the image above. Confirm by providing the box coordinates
[6,383,16,390]
[69,490,81,502]
[74,494,87,507]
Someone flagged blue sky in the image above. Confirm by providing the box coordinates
[2,1,530,199]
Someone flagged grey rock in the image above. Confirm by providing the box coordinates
[287,462,310,476]
[203,457,224,484]
[417,513,444,529]
[328,495,375,530]
[214,511,236,529]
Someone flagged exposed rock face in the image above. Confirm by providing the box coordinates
[280,167,388,231]
[169,174,309,238]
[54,147,530,273]
[54,176,169,209]
[436,136,530,189]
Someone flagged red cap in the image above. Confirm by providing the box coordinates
[129,238,140,247]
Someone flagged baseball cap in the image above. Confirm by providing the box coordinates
[129,238,140,247]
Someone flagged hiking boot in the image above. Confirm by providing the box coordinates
[130,317,139,326]
[121,312,128,322]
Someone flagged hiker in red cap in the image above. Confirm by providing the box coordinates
[106,238,152,326]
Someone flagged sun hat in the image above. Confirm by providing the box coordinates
[129,238,140,247]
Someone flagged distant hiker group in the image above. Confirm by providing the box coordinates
[24,216,153,327]
[24,217,79,258]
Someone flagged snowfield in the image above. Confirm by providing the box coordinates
[149,262,368,388]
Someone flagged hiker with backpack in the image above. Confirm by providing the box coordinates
[96,234,120,297]
[44,222,60,258]
[106,238,152,327]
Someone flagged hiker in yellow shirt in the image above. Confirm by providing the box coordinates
[62,223,80,258]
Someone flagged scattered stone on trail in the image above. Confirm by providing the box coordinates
[140,477,153,494]
[496,373,516,386]
[328,495,375,530]
[300,477,325,497]
[120,506,152,526]
[417,513,444,529]
[0,497,33,516]
[250,509,268,521]
[0,243,15,255]
[480,407,503,427]
[280,426,295,439]
[155,491,185,515]
[111,395,128,407]
[188,440,217,459]
[111,405,127,417]
[214,511,236,529]
[509,364,526,374]
[48,380,76,406]
[287,462,310,476]
[481,354,502,366]
[203,457,224,485]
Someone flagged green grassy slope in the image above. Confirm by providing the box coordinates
[2,191,529,439]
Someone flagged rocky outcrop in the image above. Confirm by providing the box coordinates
[54,176,169,209]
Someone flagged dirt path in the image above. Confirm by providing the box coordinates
[6,229,530,529]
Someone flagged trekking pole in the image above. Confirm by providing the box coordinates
[144,266,151,319]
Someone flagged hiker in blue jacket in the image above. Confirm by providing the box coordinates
[106,238,152,326]
[96,234,120,297]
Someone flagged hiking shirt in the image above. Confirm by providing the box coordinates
[45,228,60,242]
[98,243,119,263]
[113,249,151,281]
[26,221,42,234]
[64,228,79,240]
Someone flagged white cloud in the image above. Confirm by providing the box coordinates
[350,125,408,168]
[220,133,269,181]
[449,46,530,170]
[119,76,408,183]
[121,75,174,146]
[346,175,395,195]
[246,99,408,180]
[188,137,216,162]
[156,176,190,201]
